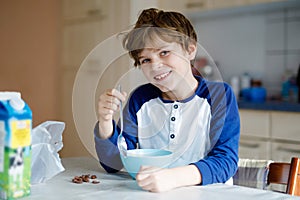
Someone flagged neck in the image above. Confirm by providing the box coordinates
[162,76,198,101]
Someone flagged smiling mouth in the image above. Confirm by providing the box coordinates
[154,71,172,81]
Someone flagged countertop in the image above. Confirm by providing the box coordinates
[23,157,299,200]
[238,100,300,112]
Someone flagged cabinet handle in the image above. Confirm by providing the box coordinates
[87,9,101,16]
[239,142,260,148]
[185,2,204,9]
[277,146,300,154]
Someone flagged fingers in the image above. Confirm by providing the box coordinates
[97,88,127,121]
[136,166,162,192]
[136,167,153,191]
[106,88,127,102]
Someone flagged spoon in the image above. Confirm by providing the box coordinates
[117,85,127,156]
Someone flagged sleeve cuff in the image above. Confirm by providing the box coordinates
[191,161,213,185]
[94,120,118,145]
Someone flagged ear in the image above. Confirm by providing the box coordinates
[187,43,197,61]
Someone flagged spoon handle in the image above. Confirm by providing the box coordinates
[118,84,123,134]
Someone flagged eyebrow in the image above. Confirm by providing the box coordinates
[137,54,148,60]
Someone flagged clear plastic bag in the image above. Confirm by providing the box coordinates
[31,121,65,184]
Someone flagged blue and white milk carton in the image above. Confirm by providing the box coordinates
[0,92,32,199]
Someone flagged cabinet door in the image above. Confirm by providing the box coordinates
[271,111,300,142]
[60,70,90,157]
[271,142,300,162]
[158,0,277,13]
[158,0,208,13]
[60,0,130,157]
[62,0,129,69]
[63,0,106,20]
[239,138,270,160]
[62,21,106,68]
[239,110,270,138]
[210,0,248,10]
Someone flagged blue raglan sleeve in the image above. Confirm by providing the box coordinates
[94,93,139,173]
[94,120,123,173]
[191,82,240,185]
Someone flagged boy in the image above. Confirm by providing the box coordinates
[94,8,240,192]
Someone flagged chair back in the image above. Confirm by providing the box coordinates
[287,157,300,196]
[267,157,300,196]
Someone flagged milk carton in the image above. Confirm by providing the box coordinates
[0,92,32,199]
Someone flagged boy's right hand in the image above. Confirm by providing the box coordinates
[97,88,127,139]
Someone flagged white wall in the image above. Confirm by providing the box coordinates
[192,7,300,97]
[194,13,265,81]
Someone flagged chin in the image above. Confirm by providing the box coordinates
[153,83,173,93]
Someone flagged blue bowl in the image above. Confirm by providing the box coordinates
[120,149,173,179]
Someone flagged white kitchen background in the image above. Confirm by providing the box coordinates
[59,0,300,158]
[190,4,300,97]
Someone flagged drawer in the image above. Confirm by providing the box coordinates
[271,111,300,142]
[239,137,270,160]
[239,110,270,138]
[271,142,300,162]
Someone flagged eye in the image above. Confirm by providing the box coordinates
[160,50,170,57]
[140,58,151,65]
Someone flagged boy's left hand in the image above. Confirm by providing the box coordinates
[135,166,177,193]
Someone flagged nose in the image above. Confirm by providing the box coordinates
[151,62,163,70]
[150,56,163,70]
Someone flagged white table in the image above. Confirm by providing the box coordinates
[24,157,299,200]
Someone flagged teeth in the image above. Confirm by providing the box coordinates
[154,71,170,80]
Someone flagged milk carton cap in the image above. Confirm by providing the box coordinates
[0,92,21,101]
[0,92,25,110]
[10,97,25,110]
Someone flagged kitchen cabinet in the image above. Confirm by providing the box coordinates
[63,0,106,21]
[271,111,300,142]
[157,0,285,13]
[271,142,300,162]
[271,111,300,162]
[62,0,130,69]
[62,21,106,69]
[239,110,270,138]
[239,138,271,160]
[239,109,300,162]
[239,110,271,159]
[60,0,130,157]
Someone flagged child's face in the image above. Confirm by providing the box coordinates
[138,39,196,93]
